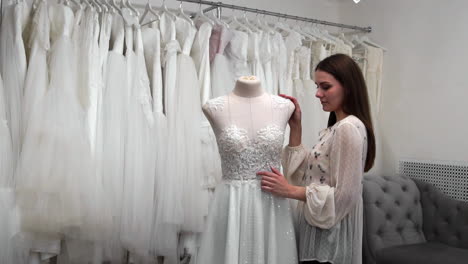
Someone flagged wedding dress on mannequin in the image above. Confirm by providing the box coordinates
[198,77,298,264]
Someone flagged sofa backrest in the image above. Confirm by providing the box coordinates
[362,175,426,264]
[414,179,468,249]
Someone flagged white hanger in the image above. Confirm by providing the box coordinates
[97,0,109,12]
[81,0,94,10]
[208,9,229,28]
[109,0,123,17]
[337,32,355,48]
[360,36,387,51]
[194,1,215,26]
[242,11,260,32]
[90,0,102,12]
[228,10,252,33]
[255,13,274,34]
[161,0,177,21]
[140,0,160,24]
[123,0,139,17]
[177,1,194,26]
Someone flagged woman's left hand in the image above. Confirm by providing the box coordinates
[258,167,292,198]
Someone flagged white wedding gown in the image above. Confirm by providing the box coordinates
[16,3,92,238]
[0,71,19,264]
[0,1,29,167]
[198,93,298,264]
[120,14,157,260]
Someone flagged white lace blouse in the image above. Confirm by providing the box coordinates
[282,115,367,264]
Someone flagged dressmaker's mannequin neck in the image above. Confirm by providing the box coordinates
[233,77,265,98]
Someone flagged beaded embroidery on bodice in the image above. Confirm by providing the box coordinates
[217,124,284,181]
[206,94,290,181]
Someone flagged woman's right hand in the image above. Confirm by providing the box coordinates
[279,94,302,128]
[280,94,302,147]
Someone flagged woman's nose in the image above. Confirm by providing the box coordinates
[316,89,323,98]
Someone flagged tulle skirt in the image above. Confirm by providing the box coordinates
[97,51,128,261]
[120,49,157,258]
[15,36,93,236]
[198,179,298,264]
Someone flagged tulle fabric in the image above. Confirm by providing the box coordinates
[150,14,180,259]
[15,4,92,236]
[1,72,20,264]
[0,2,28,167]
[120,24,157,259]
[22,1,49,139]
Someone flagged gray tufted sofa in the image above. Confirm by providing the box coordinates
[362,174,468,264]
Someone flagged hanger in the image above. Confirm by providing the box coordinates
[255,13,274,34]
[242,11,260,32]
[360,36,387,51]
[97,0,109,12]
[81,0,94,10]
[109,0,123,17]
[161,0,177,21]
[194,1,215,26]
[90,0,102,12]
[228,10,252,33]
[123,0,139,17]
[140,0,160,24]
[102,0,114,13]
[337,32,355,48]
[209,9,230,28]
[177,1,194,26]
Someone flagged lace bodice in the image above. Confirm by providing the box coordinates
[204,94,293,181]
[218,124,284,181]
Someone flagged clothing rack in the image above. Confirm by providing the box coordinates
[176,0,372,33]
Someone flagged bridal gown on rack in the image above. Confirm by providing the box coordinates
[1,72,18,264]
[248,31,267,88]
[192,21,222,206]
[210,24,235,98]
[174,16,206,233]
[198,93,298,264]
[225,29,249,80]
[260,32,274,93]
[97,13,127,263]
[120,14,157,260]
[22,1,49,138]
[16,1,93,242]
[0,1,29,167]
[150,12,180,262]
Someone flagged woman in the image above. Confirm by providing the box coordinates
[258,54,375,264]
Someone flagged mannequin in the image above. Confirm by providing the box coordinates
[202,76,294,138]
[198,76,298,263]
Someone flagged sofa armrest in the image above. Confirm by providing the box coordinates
[414,179,468,249]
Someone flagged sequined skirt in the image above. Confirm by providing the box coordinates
[198,179,298,264]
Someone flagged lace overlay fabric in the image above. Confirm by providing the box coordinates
[218,124,283,181]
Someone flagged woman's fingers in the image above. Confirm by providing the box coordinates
[270,167,282,176]
[280,94,301,112]
[257,171,277,177]
[261,185,273,192]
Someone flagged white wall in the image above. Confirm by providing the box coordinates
[338,0,468,175]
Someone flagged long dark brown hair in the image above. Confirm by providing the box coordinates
[315,54,375,172]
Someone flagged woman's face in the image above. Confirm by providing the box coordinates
[314,70,345,113]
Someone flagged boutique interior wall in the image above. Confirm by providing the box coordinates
[6,0,465,175]
[338,0,468,175]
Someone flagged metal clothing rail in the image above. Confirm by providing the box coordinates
[178,0,372,33]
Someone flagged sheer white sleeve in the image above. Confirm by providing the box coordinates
[303,122,364,229]
[281,144,310,186]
